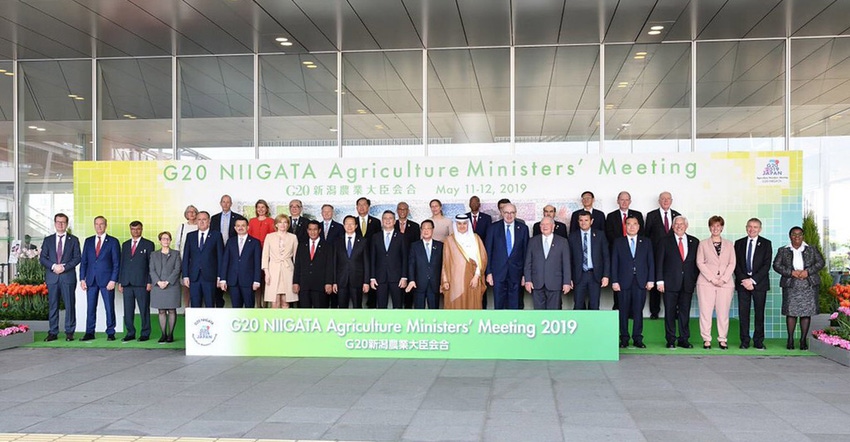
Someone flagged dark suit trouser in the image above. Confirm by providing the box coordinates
[122,286,150,338]
[532,287,561,310]
[337,284,363,309]
[663,290,692,345]
[413,288,439,309]
[299,288,329,308]
[230,285,255,308]
[649,287,662,316]
[618,278,646,343]
[493,278,521,310]
[376,283,403,309]
[48,282,76,336]
[737,288,767,346]
[189,281,216,307]
[214,287,225,308]
[573,270,602,310]
[86,285,116,336]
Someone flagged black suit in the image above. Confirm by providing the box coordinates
[294,237,334,308]
[569,208,605,233]
[644,208,681,318]
[605,209,644,310]
[656,234,699,346]
[734,235,773,347]
[118,237,154,339]
[568,229,609,310]
[466,211,492,243]
[333,235,370,308]
[370,230,409,309]
[407,240,443,309]
[289,216,311,244]
[532,220,568,239]
[209,211,246,307]
[357,215,382,308]
[319,220,344,244]
[611,235,654,345]
[395,219,421,246]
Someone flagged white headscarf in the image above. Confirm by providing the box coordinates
[452,215,481,274]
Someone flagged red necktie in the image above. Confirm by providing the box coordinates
[131,240,137,256]
[95,236,102,257]
[678,236,685,261]
[473,215,478,231]
[310,240,316,260]
[664,211,669,233]
[622,213,627,236]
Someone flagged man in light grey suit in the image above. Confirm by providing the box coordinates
[524,217,572,310]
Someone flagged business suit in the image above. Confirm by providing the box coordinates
[118,236,155,339]
[357,214,381,308]
[532,220,568,239]
[294,237,334,308]
[695,238,736,345]
[524,234,571,310]
[611,235,654,346]
[370,230,409,309]
[656,233,699,346]
[210,210,246,307]
[569,208,605,233]
[408,239,443,309]
[644,208,681,318]
[466,211,492,243]
[80,234,121,337]
[334,234,370,308]
[734,235,772,348]
[568,229,610,310]
[319,219,344,244]
[289,216,311,244]
[182,229,224,308]
[485,220,529,310]
[605,209,644,310]
[220,235,262,308]
[395,219,421,247]
[40,233,81,337]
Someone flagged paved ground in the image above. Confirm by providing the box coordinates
[1,348,849,441]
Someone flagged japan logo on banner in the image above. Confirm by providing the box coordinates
[755,158,789,186]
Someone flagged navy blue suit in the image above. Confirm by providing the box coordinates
[466,211,492,243]
[407,239,443,309]
[611,235,654,345]
[485,220,529,309]
[333,234,370,308]
[319,220,344,244]
[568,229,610,310]
[370,230,408,309]
[220,235,261,308]
[570,208,606,233]
[118,237,154,338]
[80,234,121,336]
[182,229,224,307]
[40,233,81,336]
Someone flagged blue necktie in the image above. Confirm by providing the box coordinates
[746,239,753,274]
[506,225,513,255]
[582,233,589,271]
[347,237,353,258]
[630,237,635,258]
[425,242,431,261]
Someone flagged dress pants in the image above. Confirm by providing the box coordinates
[214,287,226,308]
[189,280,216,307]
[122,285,150,338]
[663,290,693,345]
[697,284,734,343]
[299,288,329,308]
[337,284,363,309]
[229,285,255,308]
[413,288,439,309]
[737,288,767,347]
[493,278,521,309]
[573,269,601,310]
[649,286,662,317]
[47,282,76,335]
[532,287,562,310]
[86,284,116,336]
[618,277,646,343]
[376,283,403,309]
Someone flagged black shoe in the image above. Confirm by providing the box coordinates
[122,335,135,342]
[786,342,794,350]
[719,343,728,350]
[634,342,646,349]
[81,333,95,341]
[666,343,676,349]
[650,314,659,320]
[678,341,693,349]
[800,340,808,351]
[44,334,58,342]
[158,335,167,343]
[619,341,629,348]
[703,342,711,350]
[107,335,116,341]
[139,336,149,342]
[739,342,749,349]
[65,333,74,341]
[754,343,766,350]
[166,334,174,343]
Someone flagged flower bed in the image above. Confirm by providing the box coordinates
[0,320,33,351]
[811,285,850,366]
[0,283,49,320]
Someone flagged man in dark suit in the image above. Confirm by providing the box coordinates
[524,217,571,310]
[333,215,370,308]
[532,205,568,239]
[210,194,246,307]
[117,220,155,342]
[569,191,606,233]
[294,221,334,308]
[219,218,261,308]
[79,216,121,341]
[605,191,644,310]
[644,191,681,320]
[611,216,654,348]
[356,197,381,308]
[734,217,773,350]
[182,211,224,308]
[39,213,81,342]
[655,215,699,349]
[370,210,409,309]
[406,219,443,309]
[319,204,344,244]
[395,201,421,247]
[288,199,310,244]
[467,195,492,243]
[486,203,529,310]
[568,210,610,310]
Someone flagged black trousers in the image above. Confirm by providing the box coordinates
[663,290,693,345]
[737,288,767,346]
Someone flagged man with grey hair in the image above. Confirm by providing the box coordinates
[532,205,568,239]
[525,217,571,309]
[655,215,699,349]
[645,191,681,319]
[486,202,529,309]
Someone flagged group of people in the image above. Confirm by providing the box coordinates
[37,191,824,351]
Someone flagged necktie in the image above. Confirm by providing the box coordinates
[506,225,513,255]
[385,232,391,251]
[473,215,478,231]
[630,237,636,258]
[200,232,206,249]
[310,240,316,260]
[543,237,550,259]
[746,239,753,274]
[622,213,627,236]
[582,232,589,271]
[360,218,367,236]
[95,236,102,257]
[425,242,431,261]
[678,236,685,261]
[664,211,669,233]
[57,235,64,262]
[324,222,330,239]
[239,237,245,255]
[347,237,353,258]
[131,240,137,256]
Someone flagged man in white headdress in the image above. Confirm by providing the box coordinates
[441,214,488,309]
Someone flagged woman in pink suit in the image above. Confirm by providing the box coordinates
[695,215,737,350]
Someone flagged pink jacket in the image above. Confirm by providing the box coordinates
[696,237,736,288]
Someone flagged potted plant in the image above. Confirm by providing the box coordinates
[803,212,835,332]
[0,319,33,350]
[810,284,850,366]
[0,247,51,325]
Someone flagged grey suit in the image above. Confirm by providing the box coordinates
[524,234,571,310]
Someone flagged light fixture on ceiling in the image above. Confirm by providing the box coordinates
[280,42,293,47]
[275,37,289,42]
[27,125,37,129]
[648,30,661,35]
[617,82,629,88]
[356,109,367,114]
[329,128,338,132]
[3,72,12,76]
[634,55,645,60]
[374,124,384,130]
[650,25,664,31]
[306,65,317,69]
[68,94,78,98]
[635,51,647,56]
[36,127,46,131]
[27,172,38,177]
[167,129,173,133]
[0,69,5,73]
[302,61,314,65]
[605,104,615,109]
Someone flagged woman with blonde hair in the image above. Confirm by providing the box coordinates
[262,214,298,308]
[249,199,276,307]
